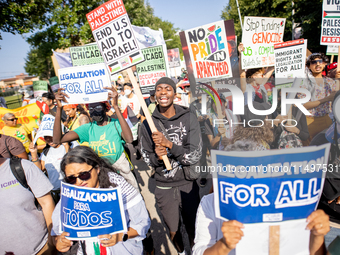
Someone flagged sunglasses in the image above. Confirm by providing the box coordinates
[88,105,104,113]
[64,166,94,184]
[311,59,324,65]
[6,118,18,122]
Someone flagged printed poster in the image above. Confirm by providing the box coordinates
[69,43,104,66]
[180,20,238,96]
[58,63,110,104]
[211,144,330,224]
[49,76,60,92]
[86,0,144,76]
[60,182,127,240]
[327,44,339,55]
[33,81,48,98]
[274,39,307,87]
[321,0,340,45]
[167,48,181,68]
[0,104,41,131]
[136,45,167,94]
[241,16,286,69]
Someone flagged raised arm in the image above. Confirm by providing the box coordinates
[104,86,133,144]
[238,43,247,93]
[53,88,79,144]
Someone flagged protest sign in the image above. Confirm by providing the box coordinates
[241,16,286,69]
[60,182,127,240]
[274,39,307,87]
[49,76,60,92]
[33,81,48,98]
[327,44,339,55]
[58,63,110,104]
[180,20,238,96]
[32,114,63,144]
[321,0,340,45]
[0,104,40,131]
[167,48,181,68]
[86,0,144,76]
[211,144,330,224]
[70,43,104,66]
[136,45,167,94]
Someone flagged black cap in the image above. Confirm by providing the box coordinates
[155,77,176,92]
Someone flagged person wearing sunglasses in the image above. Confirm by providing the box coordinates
[52,87,139,191]
[52,146,150,254]
[1,112,32,153]
[297,53,338,146]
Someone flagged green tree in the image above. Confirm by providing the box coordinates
[221,0,324,53]
[25,0,182,77]
[0,0,51,47]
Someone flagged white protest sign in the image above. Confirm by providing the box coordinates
[58,63,110,104]
[181,20,233,83]
[241,16,286,69]
[33,114,55,144]
[274,39,307,87]
[86,0,144,76]
[327,44,339,55]
[321,0,340,45]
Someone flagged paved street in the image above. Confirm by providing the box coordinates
[128,145,212,255]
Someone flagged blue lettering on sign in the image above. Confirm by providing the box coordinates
[62,208,113,228]
[42,122,53,131]
[85,79,105,94]
[61,82,83,94]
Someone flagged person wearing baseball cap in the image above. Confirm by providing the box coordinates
[140,77,202,255]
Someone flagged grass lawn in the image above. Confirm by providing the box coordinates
[4,94,22,109]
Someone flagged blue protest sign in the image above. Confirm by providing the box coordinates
[33,114,56,144]
[58,63,110,104]
[60,182,127,240]
[212,144,330,224]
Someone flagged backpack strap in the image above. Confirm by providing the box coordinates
[10,157,29,190]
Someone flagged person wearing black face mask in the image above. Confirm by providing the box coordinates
[52,87,139,191]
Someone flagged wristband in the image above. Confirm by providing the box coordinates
[32,159,39,163]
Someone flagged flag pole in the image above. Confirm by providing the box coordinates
[236,0,243,30]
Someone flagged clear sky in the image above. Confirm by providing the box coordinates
[0,0,228,80]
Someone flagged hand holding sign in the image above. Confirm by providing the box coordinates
[103,86,118,107]
[152,131,172,149]
[99,233,124,247]
[55,88,70,107]
[55,232,73,253]
[221,220,244,250]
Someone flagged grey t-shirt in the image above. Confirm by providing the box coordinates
[0,159,53,255]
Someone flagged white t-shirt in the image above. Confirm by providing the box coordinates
[125,94,141,116]
[41,145,67,190]
[193,194,311,255]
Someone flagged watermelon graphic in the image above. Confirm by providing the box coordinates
[207,25,216,32]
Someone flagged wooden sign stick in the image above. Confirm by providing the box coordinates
[269,225,280,255]
[126,68,172,170]
[211,80,227,138]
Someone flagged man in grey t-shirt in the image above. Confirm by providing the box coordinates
[0,158,54,255]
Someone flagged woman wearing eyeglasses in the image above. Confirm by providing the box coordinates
[1,112,32,153]
[52,87,138,191]
[52,146,150,254]
[297,53,338,146]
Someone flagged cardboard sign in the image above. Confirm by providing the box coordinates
[33,81,49,98]
[274,39,307,87]
[69,43,104,66]
[33,114,57,144]
[167,48,181,68]
[58,63,110,104]
[327,44,339,55]
[49,76,60,92]
[180,20,233,83]
[60,182,127,240]
[136,45,167,94]
[321,0,340,45]
[241,16,286,69]
[212,144,330,224]
[86,0,144,75]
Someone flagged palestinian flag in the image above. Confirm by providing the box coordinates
[109,61,120,73]
[324,11,340,18]
[129,52,143,64]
